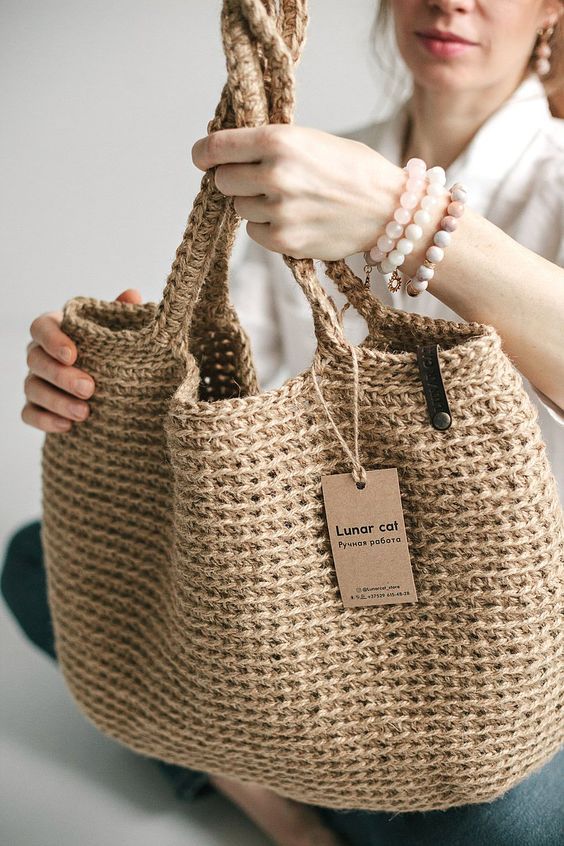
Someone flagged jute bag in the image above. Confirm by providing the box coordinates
[41,0,563,813]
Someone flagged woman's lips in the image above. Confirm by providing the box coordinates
[416,33,477,57]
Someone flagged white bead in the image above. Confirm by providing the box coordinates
[385,220,404,240]
[426,245,444,263]
[426,166,446,185]
[428,181,445,197]
[404,223,423,242]
[413,209,431,227]
[394,206,411,225]
[416,265,434,281]
[377,234,394,252]
[388,249,405,267]
[536,58,550,76]
[409,278,428,292]
[433,229,451,248]
[421,195,439,211]
[396,237,414,255]
[380,257,396,274]
[406,157,427,174]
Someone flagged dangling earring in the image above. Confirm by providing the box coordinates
[533,23,555,77]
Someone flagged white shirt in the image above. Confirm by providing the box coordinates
[227,72,564,501]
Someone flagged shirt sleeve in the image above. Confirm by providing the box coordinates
[527,158,564,426]
[228,229,286,391]
[530,385,564,426]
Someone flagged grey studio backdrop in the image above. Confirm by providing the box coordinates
[1,2,406,844]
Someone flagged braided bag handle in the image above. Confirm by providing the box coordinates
[149,0,445,356]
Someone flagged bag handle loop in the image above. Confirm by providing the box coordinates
[150,0,420,355]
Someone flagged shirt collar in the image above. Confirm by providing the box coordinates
[373,73,552,194]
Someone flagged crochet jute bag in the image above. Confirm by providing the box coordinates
[41,0,563,813]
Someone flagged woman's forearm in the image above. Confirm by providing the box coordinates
[392,173,564,410]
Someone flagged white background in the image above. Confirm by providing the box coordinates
[1,2,401,843]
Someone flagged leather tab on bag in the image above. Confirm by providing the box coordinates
[416,343,452,430]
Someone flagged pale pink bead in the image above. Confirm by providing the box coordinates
[377,234,394,252]
[394,206,411,225]
[405,222,423,242]
[400,191,419,210]
[428,181,445,197]
[385,220,404,240]
[368,246,387,263]
[406,176,426,193]
[536,58,550,76]
[426,245,444,263]
[537,43,551,58]
[413,209,431,227]
[406,157,426,175]
[441,215,458,232]
[388,249,405,267]
[396,237,414,255]
[426,166,446,185]
[421,195,439,211]
[380,256,396,274]
[447,200,464,218]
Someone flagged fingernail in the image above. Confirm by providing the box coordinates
[75,378,94,398]
[70,402,88,419]
[59,347,72,363]
[55,418,71,430]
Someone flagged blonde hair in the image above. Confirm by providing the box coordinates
[370,0,564,117]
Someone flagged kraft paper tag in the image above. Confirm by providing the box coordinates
[321,468,418,608]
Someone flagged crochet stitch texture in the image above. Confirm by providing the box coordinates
[40,0,564,812]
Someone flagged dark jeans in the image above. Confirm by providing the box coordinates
[2,520,562,846]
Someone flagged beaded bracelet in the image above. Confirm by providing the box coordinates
[362,156,468,297]
[382,162,449,292]
[405,181,468,297]
[363,157,427,289]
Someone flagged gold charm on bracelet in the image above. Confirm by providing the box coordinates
[386,269,403,293]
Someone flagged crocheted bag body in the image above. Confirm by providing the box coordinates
[41,0,564,813]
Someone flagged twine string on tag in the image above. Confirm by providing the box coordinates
[310,305,367,489]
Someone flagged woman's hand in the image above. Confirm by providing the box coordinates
[191,124,403,261]
[209,773,347,846]
[21,289,142,433]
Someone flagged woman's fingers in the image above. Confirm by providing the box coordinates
[26,344,95,399]
[21,401,73,433]
[24,373,91,421]
[22,289,144,433]
[27,289,142,366]
[115,288,143,304]
[29,310,76,365]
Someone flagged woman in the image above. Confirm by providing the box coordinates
[3,1,564,844]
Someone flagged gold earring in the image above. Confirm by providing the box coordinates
[533,23,555,77]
